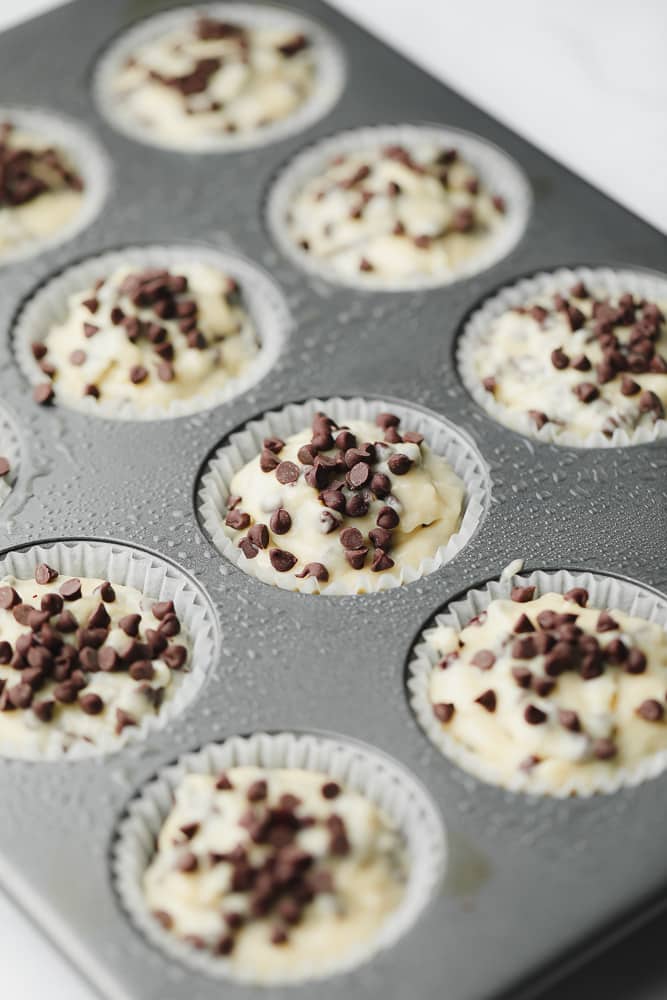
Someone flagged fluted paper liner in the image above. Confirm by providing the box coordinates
[13,243,290,422]
[457,265,667,448]
[113,731,446,984]
[93,4,346,153]
[267,123,531,291]
[408,568,667,797]
[0,106,109,266]
[198,396,491,595]
[0,539,219,760]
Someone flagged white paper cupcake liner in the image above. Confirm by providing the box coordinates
[0,538,220,761]
[408,567,667,797]
[0,404,22,511]
[113,730,446,984]
[266,123,532,291]
[198,396,491,595]
[13,243,290,422]
[458,265,667,448]
[0,106,110,266]
[93,4,346,154]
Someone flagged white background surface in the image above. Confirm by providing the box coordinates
[0,1,666,998]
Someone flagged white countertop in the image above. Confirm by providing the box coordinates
[1,1,666,998]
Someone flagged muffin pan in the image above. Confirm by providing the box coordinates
[0,2,665,999]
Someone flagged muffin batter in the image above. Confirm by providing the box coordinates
[0,120,84,259]
[0,564,189,757]
[427,585,667,793]
[285,141,506,284]
[473,283,667,441]
[32,262,258,414]
[144,765,406,981]
[221,410,465,592]
[109,12,316,148]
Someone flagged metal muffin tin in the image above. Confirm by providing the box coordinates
[0,2,665,999]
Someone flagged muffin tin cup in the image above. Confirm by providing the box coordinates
[0,404,21,510]
[113,730,447,985]
[457,265,667,448]
[0,106,110,266]
[407,567,667,797]
[13,243,290,422]
[197,395,491,595]
[266,123,532,291]
[0,538,219,760]
[92,3,346,154]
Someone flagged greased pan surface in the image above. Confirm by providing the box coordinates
[0,2,665,999]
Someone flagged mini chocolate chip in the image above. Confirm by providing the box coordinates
[31,342,48,360]
[276,461,300,485]
[512,636,537,659]
[371,550,394,572]
[321,781,340,799]
[35,563,58,585]
[388,453,413,475]
[368,472,390,499]
[433,702,455,723]
[98,647,119,672]
[247,523,269,549]
[158,614,180,637]
[269,549,297,572]
[297,444,318,465]
[511,586,535,603]
[637,699,664,722]
[524,704,547,725]
[225,509,251,530]
[247,779,267,802]
[345,548,367,570]
[129,365,148,385]
[533,677,556,697]
[557,708,581,732]
[260,449,280,472]
[376,505,400,530]
[593,738,617,760]
[270,508,291,534]
[320,489,346,512]
[263,436,285,455]
[33,699,55,722]
[573,382,599,404]
[563,587,588,607]
[88,603,110,629]
[347,461,370,488]
[514,613,535,634]
[33,382,54,405]
[238,537,258,559]
[340,527,364,550]
[152,600,175,621]
[551,348,569,370]
[79,692,104,715]
[475,689,496,712]
[596,611,618,632]
[471,649,495,670]
[639,390,665,419]
[295,562,329,582]
[511,666,532,689]
[0,586,20,609]
[369,527,392,550]
[55,610,77,633]
[625,648,647,674]
[115,708,137,733]
[119,613,141,637]
[345,494,368,518]
[130,660,155,681]
[59,578,82,601]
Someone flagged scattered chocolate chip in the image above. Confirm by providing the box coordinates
[340,527,364,550]
[276,461,300,485]
[511,586,535,603]
[0,586,20,610]
[345,494,369,517]
[371,550,394,572]
[59,578,82,601]
[511,666,532,689]
[433,702,455,723]
[573,382,599,404]
[295,562,329,582]
[387,453,413,475]
[33,699,55,723]
[34,563,58,586]
[625,648,647,674]
[270,508,291,534]
[637,699,664,722]
[563,587,588,607]
[225,508,251,530]
[475,689,496,712]
[551,348,569,370]
[79,692,104,715]
[376,505,399,530]
[524,704,547,725]
[33,382,54,405]
[269,549,297,572]
[115,708,137,734]
[471,649,496,670]
[513,613,535,634]
[596,611,618,633]
[593,738,617,760]
[260,449,280,472]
